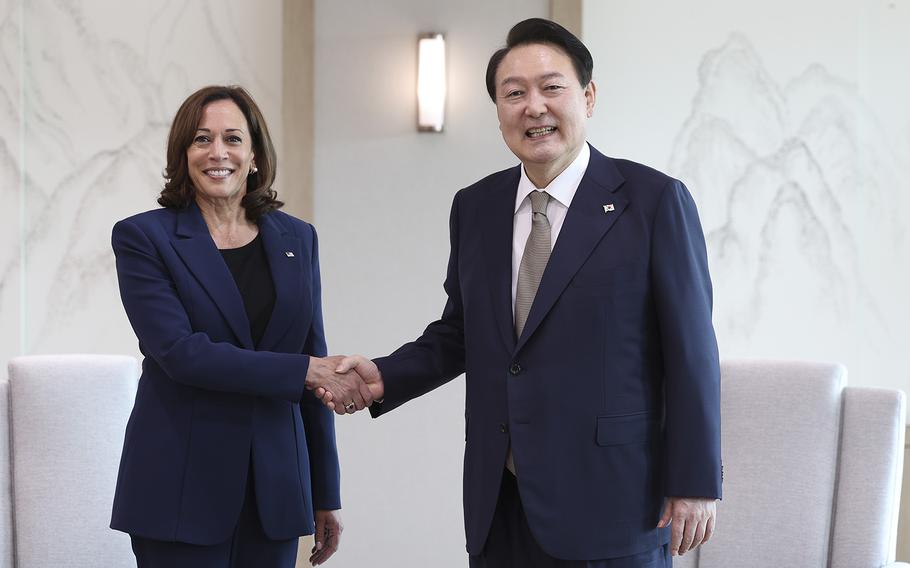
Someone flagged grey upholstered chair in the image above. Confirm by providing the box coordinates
[2,355,139,567]
[676,360,907,568]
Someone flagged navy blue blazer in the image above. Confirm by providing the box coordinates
[371,145,721,560]
[109,203,340,545]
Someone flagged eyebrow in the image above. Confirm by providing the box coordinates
[195,128,246,134]
[499,71,566,87]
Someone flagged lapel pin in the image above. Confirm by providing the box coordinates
[603,204,615,213]
[284,251,295,258]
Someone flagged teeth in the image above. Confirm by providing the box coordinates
[527,126,556,138]
[205,169,232,176]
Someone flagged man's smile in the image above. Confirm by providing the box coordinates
[526,126,557,139]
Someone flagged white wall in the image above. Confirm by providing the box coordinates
[0,0,283,368]
[582,0,910,400]
[314,0,546,565]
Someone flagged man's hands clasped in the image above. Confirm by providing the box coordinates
[305,355,383,415]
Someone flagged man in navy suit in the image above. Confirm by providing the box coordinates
[319,18,721,566]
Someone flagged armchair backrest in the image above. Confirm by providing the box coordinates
[7,354,139,567]
[830,385,906,567]
[0,377,12,567]
[675,360,906,568]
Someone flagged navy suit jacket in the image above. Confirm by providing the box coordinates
[109,203,340,545]
[371,145,721,560]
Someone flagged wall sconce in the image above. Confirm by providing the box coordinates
[417,33,446,132]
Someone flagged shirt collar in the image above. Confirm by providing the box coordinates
[514,143,591,213]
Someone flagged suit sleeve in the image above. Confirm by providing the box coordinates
[112,218,311,402]
[370,192,467,417]
[650,180,722,499]
[298,227,341,510]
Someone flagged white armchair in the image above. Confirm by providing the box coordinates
[676,360,907,568]
[2,355,139,567]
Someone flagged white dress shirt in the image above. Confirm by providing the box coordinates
[511,143,591,316]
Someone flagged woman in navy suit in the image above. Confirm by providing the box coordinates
[110,85,363,567]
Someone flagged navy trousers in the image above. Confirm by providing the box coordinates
[130,465,298,568]
[469,471,671,568]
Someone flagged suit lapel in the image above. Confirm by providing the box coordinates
[257,214,304,350]
[172,203,254,349]
[481,166,521,352]
[515,148,628,353]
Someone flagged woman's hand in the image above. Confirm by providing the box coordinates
[309,509,343,565]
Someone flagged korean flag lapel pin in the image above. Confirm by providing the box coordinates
[603,203,615,213]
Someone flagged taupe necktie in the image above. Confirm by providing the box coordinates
[514,190,552,337]
[508,190,551,475]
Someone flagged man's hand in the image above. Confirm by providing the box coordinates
[305,355,374,414]
[309,509,343,565]
[657,497,716,556]
[315,355,384,410]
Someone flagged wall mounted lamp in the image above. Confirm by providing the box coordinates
[417,33,446,132]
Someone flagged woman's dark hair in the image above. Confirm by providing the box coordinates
[485,18,593,101]
[158,85,282,221]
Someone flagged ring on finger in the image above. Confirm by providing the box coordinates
[344,401,356,412]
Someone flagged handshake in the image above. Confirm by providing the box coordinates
[304,355,384,415]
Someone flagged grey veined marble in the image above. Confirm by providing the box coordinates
[0,0,282,366]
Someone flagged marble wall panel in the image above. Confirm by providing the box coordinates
[583,0,910,396]
[6,0,282,361]
[0,0,22,372]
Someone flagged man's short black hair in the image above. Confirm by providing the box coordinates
[485,18,594,102]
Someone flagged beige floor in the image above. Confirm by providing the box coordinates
[898,428,910,562]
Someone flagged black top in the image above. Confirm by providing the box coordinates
[219,233,276,347]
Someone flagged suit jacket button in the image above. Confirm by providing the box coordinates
[509,363,522,375]
[499,423,509,433]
